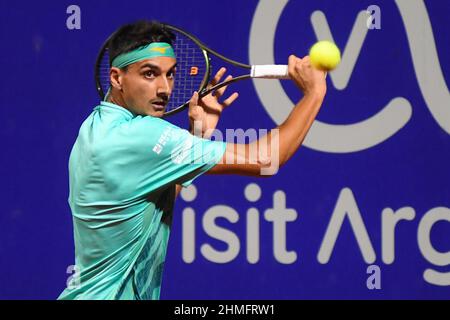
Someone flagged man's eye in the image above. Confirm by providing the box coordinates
[167,70,176,79]
[144,71,156,78]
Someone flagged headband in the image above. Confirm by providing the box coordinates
[111,42,175,68]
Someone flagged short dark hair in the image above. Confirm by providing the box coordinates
[108,20,176,67]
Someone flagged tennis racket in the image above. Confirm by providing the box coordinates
[95,23,290,117]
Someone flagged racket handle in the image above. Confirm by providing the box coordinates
[251,65,289,79]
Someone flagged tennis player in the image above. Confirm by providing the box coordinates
[58,20,326,300]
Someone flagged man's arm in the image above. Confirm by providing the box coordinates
[175,68,239,197]
[208,55,327,176]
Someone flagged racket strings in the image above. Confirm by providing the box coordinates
[99,51,111,98]
[169,33,207,112]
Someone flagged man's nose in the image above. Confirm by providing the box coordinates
[157,76,171,95]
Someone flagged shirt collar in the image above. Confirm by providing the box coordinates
[96,101,137,119]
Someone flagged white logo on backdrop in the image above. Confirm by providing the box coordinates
[181,184,450,287]
[249,0,450,153]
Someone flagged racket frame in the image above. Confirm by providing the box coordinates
[94,23,256,117]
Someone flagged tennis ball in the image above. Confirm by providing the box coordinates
[309,41,341,71]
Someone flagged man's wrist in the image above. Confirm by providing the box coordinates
[303,88,326,101]
[305,82,326,95]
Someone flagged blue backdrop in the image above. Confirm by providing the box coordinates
[0,0,449,299]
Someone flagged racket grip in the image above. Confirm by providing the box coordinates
[251,65,289,79]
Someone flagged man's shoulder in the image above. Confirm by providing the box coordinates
[129,114,175,130]
[124,115,190,142]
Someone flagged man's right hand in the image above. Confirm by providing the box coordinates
[288,55,327,97]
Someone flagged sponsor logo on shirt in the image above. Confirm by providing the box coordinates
[153,126,172,155]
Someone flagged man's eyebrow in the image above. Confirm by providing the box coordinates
[140,63,160,71]
[140,62,177,71]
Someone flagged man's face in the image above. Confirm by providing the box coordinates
[118,57,177,117]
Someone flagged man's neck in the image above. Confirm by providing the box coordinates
[107,91,126,109]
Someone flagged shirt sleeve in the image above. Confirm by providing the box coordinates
[101,115,226,199]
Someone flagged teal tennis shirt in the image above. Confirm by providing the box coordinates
[58,101,226,300]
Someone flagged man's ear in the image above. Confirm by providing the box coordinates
[110,67,123,90]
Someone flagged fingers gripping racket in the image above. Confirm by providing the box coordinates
[95,23,289,117]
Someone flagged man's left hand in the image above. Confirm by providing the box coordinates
[188,67,239,138]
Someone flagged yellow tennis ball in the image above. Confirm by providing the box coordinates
[309,41,341,71]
